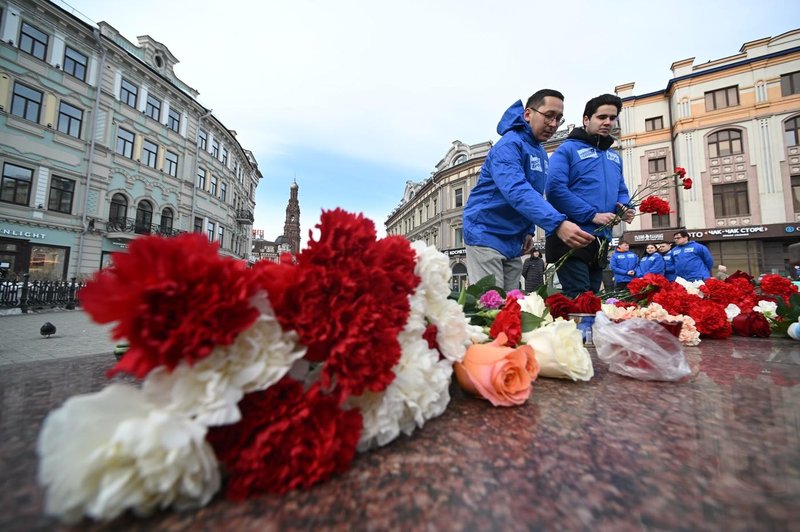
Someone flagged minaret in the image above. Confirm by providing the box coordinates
[283,179,301,254]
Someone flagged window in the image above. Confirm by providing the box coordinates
[419,208,423,224]
[454,188,463,208]
[222,147,228,165]
[785,116,800,147]
[792,176,800,212]
[198,129,207,150]
[160,208,174,234]
[452,154,467,166]
[207,220,215,241]
[433,197,438,215]
[713,182,749,218]
[197,167,206,189]
[645,116,663,131]
[115,128,135,158]
[135,200,153,234]
[19,22,48,60]
[648,158,667,174]
[211,138,219,158]
[48,176,75,213]
[57,101,83,138]
[141,139,158,168]
[454,227,463,247]
[168,108,181,132]
[651,213,670,228]
[708,129,743,158]
[1,163,33,206]
[120,78,138,107]
[109,193,128,222]
[29,244,69,281]
[705,86,739,111]
[165,150,178,177]
[220,181,227,202]
[11,82,43,123]
[194,216,203,233]
[781,71,800,97]
[210,175,218,196]
[63,46,87,81]
[218,225,225,246]
[145,95,161,121]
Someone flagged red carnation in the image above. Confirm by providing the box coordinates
[700,278,740,306]
[687,299,732,339]
[726,270,754,283]
[682,178,693,190]
[490,297,523,346]
[628,274,672,303]
[79,233,260,378]
[207,378,362,499]
[759,274,798,302]
[573,291,601,314]
[423,323,439,351]
[674,167,687,178]
[651,286,692,315]
[731,312,771,338]
[545,293,576,320]
[639,196,671,216]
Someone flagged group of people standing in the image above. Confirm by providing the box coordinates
[461,87,718,298]
[462,89,633,297]
[610,231,714,290]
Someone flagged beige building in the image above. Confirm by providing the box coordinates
[616,29,800,276]
[0,0,260,280]
[385,140,491,291]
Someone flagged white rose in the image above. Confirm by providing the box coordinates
[37,384,219,524]
[521,319,594,381]
[753,300,778,319]
[518,293,552,323]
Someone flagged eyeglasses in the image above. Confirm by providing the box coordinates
[673,235,687,241]
[528,108,565,126]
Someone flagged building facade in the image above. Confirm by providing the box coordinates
[0,0,261,281]
[385,140,491,292]
[616,29,800,276]
[251,181,299,263]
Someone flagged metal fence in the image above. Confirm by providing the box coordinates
[0,275,84,313]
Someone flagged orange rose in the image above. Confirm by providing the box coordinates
[454,332,539,406]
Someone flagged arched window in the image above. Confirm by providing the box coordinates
[451,262,468,293]
[109,193,127,222]
[135,200,153,234]
[785,116,800,147]
[707,129,743,158]
[160,207,174,234]
[452,154,467,166]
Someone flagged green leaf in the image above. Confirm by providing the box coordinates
[521,311,546,332]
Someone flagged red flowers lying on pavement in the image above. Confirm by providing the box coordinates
[731,312,772,337]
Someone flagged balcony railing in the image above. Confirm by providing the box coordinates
[236,209,254,224]
[105,217,185,237]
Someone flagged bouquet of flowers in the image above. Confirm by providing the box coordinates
[36,209,481,523]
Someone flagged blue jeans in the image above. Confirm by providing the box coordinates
[558,258,603,298]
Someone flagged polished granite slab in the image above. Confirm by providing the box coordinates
[1,337,799,531]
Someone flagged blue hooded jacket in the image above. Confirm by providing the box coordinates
[610,249,639,283]
[661,248,676,281]
[462,101,566,259]
[545,128,631,240]
[636,252,665,277]
[671,240,713,281]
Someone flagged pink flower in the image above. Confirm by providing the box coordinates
[478,290,504,309]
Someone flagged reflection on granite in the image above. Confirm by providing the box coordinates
[1,338,799,531]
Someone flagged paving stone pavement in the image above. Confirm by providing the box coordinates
[0,309,117,366]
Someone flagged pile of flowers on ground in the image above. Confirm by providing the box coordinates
[36,209,481,523]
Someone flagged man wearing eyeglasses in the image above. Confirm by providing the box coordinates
[462,89,594,291]
[671,230,713,281]
[545,94,634,297]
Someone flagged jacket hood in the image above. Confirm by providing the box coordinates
[567,127,615,150]
[496,100,536,142]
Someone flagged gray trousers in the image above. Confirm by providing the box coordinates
[465,245,522,292]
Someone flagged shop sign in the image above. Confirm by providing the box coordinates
[443,248,466,257]
[1,228,47,239]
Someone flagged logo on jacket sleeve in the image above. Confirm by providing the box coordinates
[530,156,543,172]
[577,148,598,160]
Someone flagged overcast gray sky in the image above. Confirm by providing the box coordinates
[60,0,797,244]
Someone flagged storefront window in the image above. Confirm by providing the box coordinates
[28,244,69,281]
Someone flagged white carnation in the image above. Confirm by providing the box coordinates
[725,303,742,321]
[427,298,475,362]
[412,241,453,303]
[143,311,306,426]
[521,319,594,381]
[37,384,219,524]
[675,276,705,295]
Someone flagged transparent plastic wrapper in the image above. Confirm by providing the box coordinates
[593,312,691,381]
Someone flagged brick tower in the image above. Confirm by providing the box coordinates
[283,180,301,254]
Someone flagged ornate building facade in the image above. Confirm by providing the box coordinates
[616,29,800,276]
[0,0,261,280]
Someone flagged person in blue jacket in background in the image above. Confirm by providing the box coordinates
[657,241,677,281]
[462,89,593,291]
[610,241,639,291]
[636,243,666,277]
[671,230,713,281]
[545,94,634,297]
